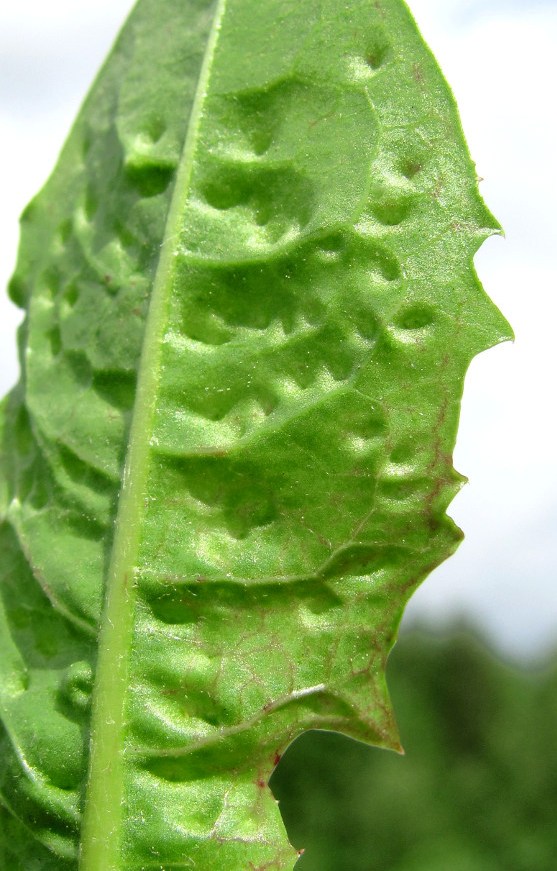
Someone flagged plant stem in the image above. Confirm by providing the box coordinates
[78,2,227,867]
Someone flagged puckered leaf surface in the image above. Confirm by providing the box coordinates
[0,0,511,868]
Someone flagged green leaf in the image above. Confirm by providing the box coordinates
[0,0,511,868]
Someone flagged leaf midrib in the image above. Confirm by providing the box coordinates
[78,2,227,868]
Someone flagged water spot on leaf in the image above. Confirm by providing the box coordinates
[59,661,94,713]
[47,326,62,357]
[394,304,435,331]
[251,129,273,156]
[400,157,424,180]
[64,350,93,388]
[142,116,166,144]
[57,218,73,245]
[126,162,175,198]
[361,27,392,73]
[367,243,402,282]
[93,369,136,411]
[84,185,99,221]
[314,231,347,263]
[369,195,413,227]
[63,282,79,308]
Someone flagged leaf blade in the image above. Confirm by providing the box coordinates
[0,1,511,869]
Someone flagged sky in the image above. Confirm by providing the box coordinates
[0,0,555,659]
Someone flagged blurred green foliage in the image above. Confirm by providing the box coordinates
[271,627,557,871]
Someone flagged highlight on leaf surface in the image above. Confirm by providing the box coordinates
[0,0,511,868]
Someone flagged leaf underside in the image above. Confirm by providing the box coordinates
[0,0,511,868]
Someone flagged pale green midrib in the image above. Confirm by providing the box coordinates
[78,2,228,869]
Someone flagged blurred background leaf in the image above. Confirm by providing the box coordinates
[271,626,557,871]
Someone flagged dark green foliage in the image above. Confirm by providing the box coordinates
[272,628,557,871]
